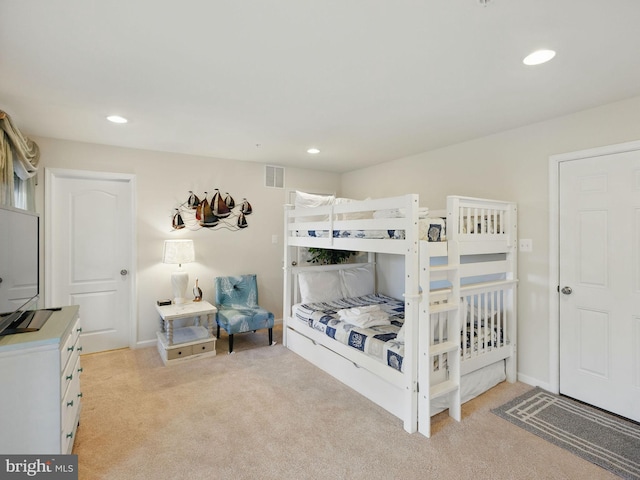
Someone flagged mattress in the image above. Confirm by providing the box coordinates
[293,293,406,372]
[295,217,446,242]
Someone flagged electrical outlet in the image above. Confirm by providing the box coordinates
[519,239,533,252]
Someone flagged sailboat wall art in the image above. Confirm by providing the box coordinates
[171,189,252,231]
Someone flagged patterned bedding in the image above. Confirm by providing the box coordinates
[295,218,446,242]
[292,293,406,372]
[293,294,507,373]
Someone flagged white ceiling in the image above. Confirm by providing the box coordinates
[1,0,640,173]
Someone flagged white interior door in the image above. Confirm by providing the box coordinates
[559,150,640,422]
[46,169,136,353]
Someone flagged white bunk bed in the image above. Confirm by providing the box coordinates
[282,193,517,437]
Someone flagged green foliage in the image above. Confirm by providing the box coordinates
[307,248,354,265]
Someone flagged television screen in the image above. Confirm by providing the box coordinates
[0,206,39,315]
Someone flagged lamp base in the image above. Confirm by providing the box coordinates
[171,270,189,305]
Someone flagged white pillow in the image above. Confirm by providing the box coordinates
[340,264,375,298]
[294,191,335,208]
[298,270,344,304]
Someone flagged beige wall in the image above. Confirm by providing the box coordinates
[32,137,340,345]
[341,95,640,388]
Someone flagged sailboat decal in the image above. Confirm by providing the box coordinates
[200,196,219,226]
[172,189,251,231]
[240,198,252,215]
[223,192,235,209]
[195,192,208,221]
[237,212,248,229]
[172,209,185,230]
[212,189,232,218]
[187,191,200,209]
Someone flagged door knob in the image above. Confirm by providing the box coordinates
[120,269,129,276]
[561,286,572,295]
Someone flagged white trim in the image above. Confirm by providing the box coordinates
[548,139,640,395]
[517,372,553,393]
[44,168,138,350]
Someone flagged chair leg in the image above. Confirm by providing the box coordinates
[216,324,220,339]
[268,328,273,346]
[228,334,234,354]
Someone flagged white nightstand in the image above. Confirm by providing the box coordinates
[155,300,217,365]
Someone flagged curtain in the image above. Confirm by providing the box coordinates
[0,110,40,210]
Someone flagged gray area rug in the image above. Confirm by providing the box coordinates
[492,387,640,479]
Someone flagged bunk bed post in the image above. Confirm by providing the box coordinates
[445,197,462,423]
[402,194,420,434]
[283,203,294,347]
[505,202,518,382]
[418,240,431,437]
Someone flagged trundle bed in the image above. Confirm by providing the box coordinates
[283,193,517,437]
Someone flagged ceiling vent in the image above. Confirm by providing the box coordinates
[265,165,285,189]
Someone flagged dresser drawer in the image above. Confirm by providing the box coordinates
[60,350,78,400]
[61,355,81,453]
[60,317,81,372]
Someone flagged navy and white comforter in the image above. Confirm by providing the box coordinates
[293,293,405,372]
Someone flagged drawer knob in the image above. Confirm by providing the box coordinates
[76,327,82,333]
[66,432,73,439]
[77,346,83,352]
[67,346,74,352]
[67,400,74,407]
[77,367,84,373]
[66,374,73,381]
[78,392,83,398]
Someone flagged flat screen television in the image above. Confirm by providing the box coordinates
[0,206,40,324]
[0,294,53,336]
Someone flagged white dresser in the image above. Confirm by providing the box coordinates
[0,305,82,454]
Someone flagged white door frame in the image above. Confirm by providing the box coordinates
[44,168,138,348]
[548,139,640,394]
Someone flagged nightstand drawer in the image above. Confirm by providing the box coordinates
[167,345,192,360]
[192,340,215,354]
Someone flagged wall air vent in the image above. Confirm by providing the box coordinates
[265,165,285,189]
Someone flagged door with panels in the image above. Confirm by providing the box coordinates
[559,148,640,422]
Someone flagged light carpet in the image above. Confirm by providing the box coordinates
[492,387,640,480]
[73,327,619,479]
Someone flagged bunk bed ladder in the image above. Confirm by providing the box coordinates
[418,240,462,438]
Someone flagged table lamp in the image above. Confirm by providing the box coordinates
[162,239,195,304]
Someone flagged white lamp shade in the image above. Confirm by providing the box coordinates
[163,239,195,265]
[163,240,195,304]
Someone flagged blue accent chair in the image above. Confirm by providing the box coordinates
[214,274,275,353]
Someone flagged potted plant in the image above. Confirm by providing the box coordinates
[307,247,354,265]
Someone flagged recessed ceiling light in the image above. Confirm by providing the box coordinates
[307,148,320,154]
[106,115,128,124]
[523,49,556,66]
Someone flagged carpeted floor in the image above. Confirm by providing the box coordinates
[73,325,619,479]
[492,387,640,480]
